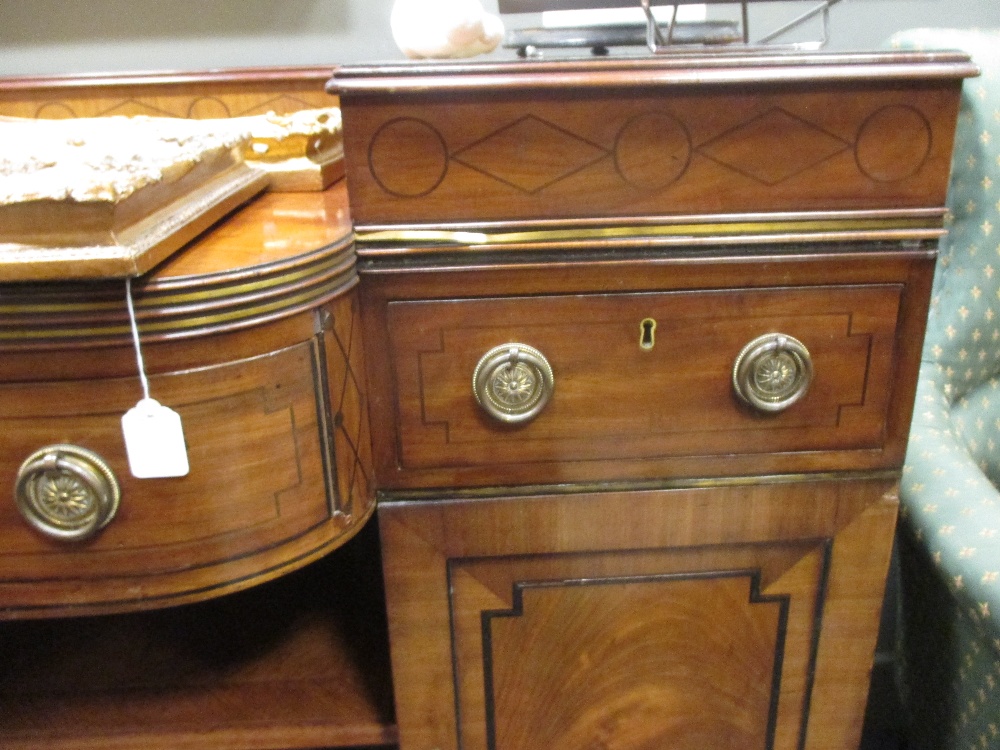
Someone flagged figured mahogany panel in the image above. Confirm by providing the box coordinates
[339,73,964,228]
[451,547,827,750]
[483,575,784,750]
[378,478,899,750]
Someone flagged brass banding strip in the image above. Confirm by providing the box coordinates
[145,235,354,291]
[355,217,941,247]
[0,240,355,316]
[378,469,902,503]
[0,276,357,344]
[129,253,356,315]
[0,254,358,344]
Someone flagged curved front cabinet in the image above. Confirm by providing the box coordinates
[0,298,373,618]
[0,189,374,618]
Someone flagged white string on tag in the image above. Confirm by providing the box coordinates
[125,276,151,400]
[121,278,190,478]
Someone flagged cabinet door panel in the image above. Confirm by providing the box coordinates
[379,479,898,750]
[450,543,826,750]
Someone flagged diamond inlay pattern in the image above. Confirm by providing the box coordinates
[452,115,609,194]
[325,295,373,516]
[698,108,851,185]
[380,103,908,199]
[12,92,329,121]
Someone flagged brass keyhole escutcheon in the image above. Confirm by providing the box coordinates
[640,318,657,350]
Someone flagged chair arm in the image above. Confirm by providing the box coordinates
[901,362,1000,646]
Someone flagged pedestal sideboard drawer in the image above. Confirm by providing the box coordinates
[381,284,905,486]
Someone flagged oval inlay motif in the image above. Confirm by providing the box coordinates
[34,102,77,119]
[614,112,691,191]
[187,97,232,119]
[369,117,448,197]
[855,105,932,182]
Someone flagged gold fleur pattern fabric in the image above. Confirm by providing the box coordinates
[893,28,1000,750]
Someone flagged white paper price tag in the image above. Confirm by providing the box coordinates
[121,398,190,479]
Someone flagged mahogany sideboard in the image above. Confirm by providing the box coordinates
[0,50,978,750]
[334,50,976,750]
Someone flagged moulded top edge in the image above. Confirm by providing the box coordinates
[330,50,978,94]
[0,65,339,93]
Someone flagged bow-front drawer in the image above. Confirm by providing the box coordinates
[0,304,372,618]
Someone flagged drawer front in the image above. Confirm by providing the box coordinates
[381,284,905,487]
[0,299,374,617]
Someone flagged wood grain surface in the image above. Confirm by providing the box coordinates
[0,66,338,121]
[0,50,969,750]
[352,49,965,750]
[379,479,899,750]
[0,67,393,750]
[361,246,934,489]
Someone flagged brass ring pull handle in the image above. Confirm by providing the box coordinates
[473,343,554,424]
[732,333,813,413]
[15,445,121,542]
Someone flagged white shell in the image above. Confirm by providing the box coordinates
[390,0,504,59]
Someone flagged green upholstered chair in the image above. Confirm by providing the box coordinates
[892,28,1000,750]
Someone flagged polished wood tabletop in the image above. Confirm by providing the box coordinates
[150,182,353,282]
